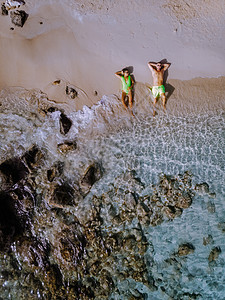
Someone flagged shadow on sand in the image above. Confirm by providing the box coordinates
[160,58,175,102]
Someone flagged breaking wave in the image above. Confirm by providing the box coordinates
[0,87,225,299]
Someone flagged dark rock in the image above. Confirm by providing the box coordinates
[1,3,8,15]
[218,222,225,233]
[52,80,61,85]
[59,112,72,135]
[0,157,29,185]
[208,246,221,262]
[6,0,25,9]
[150,211,163,226]
[47,161,64,182]
[163,205,182,219]
[177,243,195,256]
[59,235,86,265]
[44,264,63,295]
[57,141,77,154]
[0,191,27,251]
[207,201,215,213]
[14,237,50,271]
[68,281,95,299]
[10,182,36,212]
[80,163,102,194]
[195,182,209,194]
[203,235,214,246]
[22,145,44,170]
[66,86,78,99]
[124,192,137,211]
[10,10,28,27]
[175,192,192,208]
[47,106,58,113]
[49,182,77,207]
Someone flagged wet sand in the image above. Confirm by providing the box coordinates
[0,0,225,110]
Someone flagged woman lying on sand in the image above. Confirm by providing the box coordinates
[115,68,135,116]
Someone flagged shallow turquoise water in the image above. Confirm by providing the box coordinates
[81,111,225,299]
[0,89,224,299]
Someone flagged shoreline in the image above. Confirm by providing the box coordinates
[0,0,224,111]
[1,76,224,115]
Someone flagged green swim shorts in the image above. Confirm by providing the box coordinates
[152,85,165,98]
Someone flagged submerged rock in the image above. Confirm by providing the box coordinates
[47,161,64,182]
[0,157,29,186]
[0,191,29,251]
[57,141,77,154]
[195,182,210,195]
[218,222,225,233]
[175,192,192,208]
[49,182,80,208]
[163,205,182,219]
[59,112,72,135]
[22,145,44,170]
[208,246,221,262]
[177,243,195,256]
[203,235,214,246]
[80,163,102,194]
[10,10,28,27]
[12,237,50,271]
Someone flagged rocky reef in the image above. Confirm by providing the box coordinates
[0,142,214,299]
[0,88,223,299]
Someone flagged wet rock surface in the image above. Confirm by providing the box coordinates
[80,162,102,194]
[66,86,78,99]
[208,246,222,263]
[177,243,195,256]
[10,10,28,27]
[59,112,72,135]
[57,141,77,154]
[22,145,44,170]
[5,0,25,10]
[0,157,29,186]
[1,3,8,15]
[0,144,221,299]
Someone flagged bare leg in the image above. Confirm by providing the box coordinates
[161,93,167,110]
[128,90,134,116]
[153,97,157,117]
[121,91,128,109]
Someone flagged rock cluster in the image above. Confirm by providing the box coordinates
[0,144,220,299]
[66,85,78,99]
[1,1,28,27]
[10,9,28,27]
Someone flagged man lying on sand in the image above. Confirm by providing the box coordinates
[148,61,171,116]
[115,68,134,116]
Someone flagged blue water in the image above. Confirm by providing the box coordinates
[0,89,224,299]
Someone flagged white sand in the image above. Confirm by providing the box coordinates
[0,0,225,109]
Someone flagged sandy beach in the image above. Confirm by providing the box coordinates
[1,2,225,299]
[0,0,224,110]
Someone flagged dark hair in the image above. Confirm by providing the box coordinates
[122,68,129,74]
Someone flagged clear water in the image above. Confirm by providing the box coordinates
[0,88,225,299]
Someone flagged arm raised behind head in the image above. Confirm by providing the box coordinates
[115,70,123,79]
[148,62,157,70]
[163,63,171,71]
